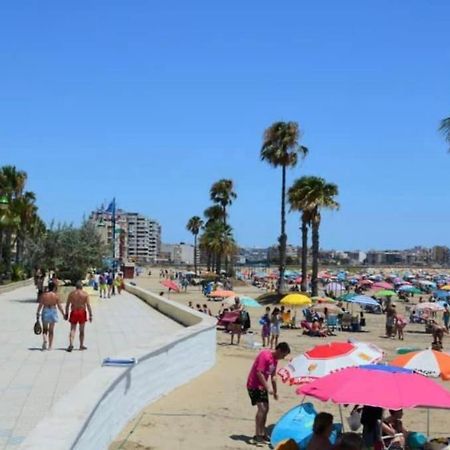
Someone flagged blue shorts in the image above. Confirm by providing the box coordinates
[42,307,58,324]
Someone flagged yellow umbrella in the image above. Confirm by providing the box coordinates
[280,293,312,306]
[440,285,450,291]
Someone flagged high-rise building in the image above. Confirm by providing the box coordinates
[125,213,161,263]
[89,208,161,264]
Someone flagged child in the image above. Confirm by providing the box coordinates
[395,313,407,340]
[270,307,281,349]
[260,306,271,347]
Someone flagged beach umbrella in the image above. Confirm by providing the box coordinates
[344,295,379,306]
[281,293,312,306]
[311,303,343,314]
[358,279,373,286]
[326,282,345,294]
[160,279,180,292]
[415,302,444,312]
[279,341,383,385]
[373,281,394,290]
[440,285,450,291]
[390,349,450,380]
[338,293,357,301]
[224,295,260,308]
[298,365,450,410]
[373,289,396,297]
[208,289,236,298]
[398,285,421,294]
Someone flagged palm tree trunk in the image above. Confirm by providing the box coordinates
[278,166,287,294]
[311,216,320,296]
[207,251,211,272]
[301,218,308,292]
[216,251,222,275]
[194,234,198,275]
[223,206,229,275]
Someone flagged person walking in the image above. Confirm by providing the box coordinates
[36,281,64,350]
[246,342,291,446]
[99,273,107,298]
[65,281,92,352]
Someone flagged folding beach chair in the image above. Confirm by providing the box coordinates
[326,315,338,332]
[378,420,405,450]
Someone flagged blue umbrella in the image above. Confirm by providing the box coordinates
[345,295,379,306]
[240,296,261,308]
[361,364,414,374]
[434,290,450,299]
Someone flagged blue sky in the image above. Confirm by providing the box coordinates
[1,1,449,250]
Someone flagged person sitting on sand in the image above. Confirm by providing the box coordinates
[430,320,448,350]
[333,432,363,450]
[382,409,408,448]
[307,412,334,450]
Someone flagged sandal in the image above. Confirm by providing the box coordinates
[66,345,73,352]
[249,436,263,447]
[80,346,87,351]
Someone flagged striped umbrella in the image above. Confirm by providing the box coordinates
[390,349,450,380]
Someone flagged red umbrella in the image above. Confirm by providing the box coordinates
[160,280,180,292]
[373,281,394,290]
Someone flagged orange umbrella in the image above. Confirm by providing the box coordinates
[209,290,236,298]
[390,349,450,380]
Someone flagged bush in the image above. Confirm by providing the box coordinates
[11,264,26,281]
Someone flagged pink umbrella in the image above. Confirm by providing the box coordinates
[298,366,450,410]
[160,279,180,292]
[372,281,394,290]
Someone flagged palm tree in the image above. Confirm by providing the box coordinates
[210,179,237,274]
[440,117,450,151]
[0,166,28,274]
[288,176,339,296]
[186,216,204,275]
[210,179,237,226]
[288,184,312,292]
[261,121,308,294]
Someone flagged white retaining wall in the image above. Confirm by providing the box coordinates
[20,284,217,450]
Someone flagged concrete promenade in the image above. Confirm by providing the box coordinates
[0,284,182,449]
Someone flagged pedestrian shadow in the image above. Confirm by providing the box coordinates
[11,298,38,303]
[229,434,255,445]
[28,347,42,351]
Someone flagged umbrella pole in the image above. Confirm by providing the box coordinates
[427,408,430,437]
[339,405,345,432]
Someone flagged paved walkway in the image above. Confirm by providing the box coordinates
[0,285,182,449]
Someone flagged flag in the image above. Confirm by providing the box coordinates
[105,198,116,214]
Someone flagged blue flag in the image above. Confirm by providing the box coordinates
[105,198,116,214]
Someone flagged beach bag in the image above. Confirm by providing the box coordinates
[347,408,362,431]
[34,320,42,335]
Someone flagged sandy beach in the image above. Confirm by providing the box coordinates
[110,271,450,450]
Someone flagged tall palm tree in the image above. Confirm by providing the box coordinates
[204,205,225,225]
[440,117,450,151]
[288,176,339,296]
[210,179,237,274]
[210,179,237,226]
[288,183,312,292]
[186,216,204,275]
[13,191,37,264]
[261,121,308,294]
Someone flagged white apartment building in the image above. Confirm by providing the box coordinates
[160,243,195,265]
[126,213,161,263]
[89,209,161,264]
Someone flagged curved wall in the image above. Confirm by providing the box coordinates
[20,284,216,450]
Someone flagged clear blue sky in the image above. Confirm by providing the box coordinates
[1,1,449,250]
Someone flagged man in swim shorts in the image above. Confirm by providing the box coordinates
[65,281,92,352]
[36,281,64,350]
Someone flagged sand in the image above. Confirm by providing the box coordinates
[110,271,450,450]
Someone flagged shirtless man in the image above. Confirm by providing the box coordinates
[65,281,92,352]
[36,281,64,350]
